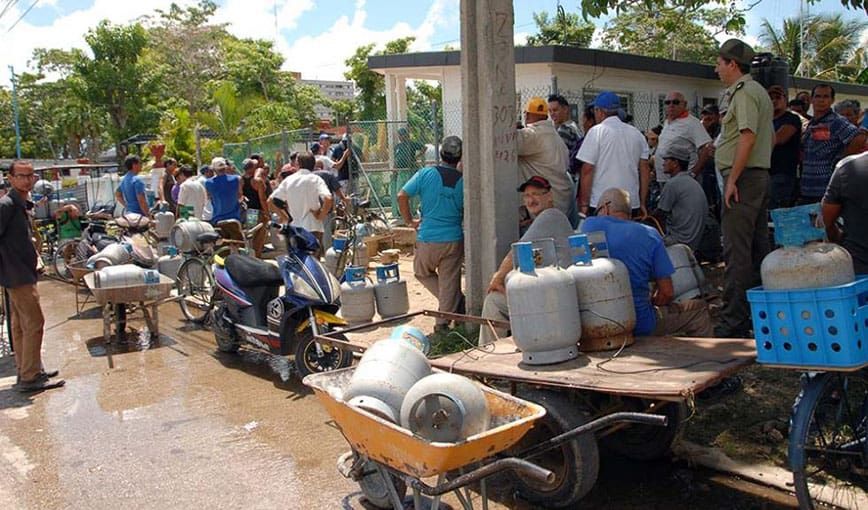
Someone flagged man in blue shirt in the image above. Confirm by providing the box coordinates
[582,188,712,337]
[205,157,242,224]
[115,155,149,215]
[398,135,464,331]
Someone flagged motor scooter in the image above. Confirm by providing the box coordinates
[211,223,353,378]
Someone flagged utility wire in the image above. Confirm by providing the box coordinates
[0,0,20,21]
[6,0,37,33]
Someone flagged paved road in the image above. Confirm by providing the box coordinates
[0,278,796,509]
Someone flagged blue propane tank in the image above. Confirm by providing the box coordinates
[506,241,581,365]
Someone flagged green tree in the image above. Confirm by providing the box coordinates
[601,4,738,63]
[344,37,415,120]
[159,107,197,164]
[196,81,259,142]
[581,0,866,23]
[526,6,595,47]
[74,20,161,159]
[221,38,285,101]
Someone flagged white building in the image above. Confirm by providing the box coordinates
[369,46,868,136]
[299,78,356,121]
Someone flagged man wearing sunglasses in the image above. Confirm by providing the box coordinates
[655,92,713,186]
[0,161,64,392]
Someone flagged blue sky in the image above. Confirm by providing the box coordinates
[2,0,864,86]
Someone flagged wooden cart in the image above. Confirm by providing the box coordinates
[83,273,175,343]
[315,310,756,508]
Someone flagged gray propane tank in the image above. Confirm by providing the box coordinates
[666,243,706,301]
[400,372,490,442]
[87,242,132,270]
[566,235,635,351]
[344,338,432,423]
[506,240,581,365]
[324,237,348,277]
[157,246,183,282]
[94,264,159,288]
[339,266,375,325]
[154,211,175,240]
[373,263,409,318]
[170,220,215,253]
[761,242,855,290]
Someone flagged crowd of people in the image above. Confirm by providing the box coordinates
[4,37,868,394]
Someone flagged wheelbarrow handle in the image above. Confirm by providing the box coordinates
[517,411,668,460]
[409,458,554,497]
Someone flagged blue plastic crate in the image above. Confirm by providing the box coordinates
[770,203,824,247]
[747,276,868,369]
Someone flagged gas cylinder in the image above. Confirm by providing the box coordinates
[170,220,215,253]
[761,242,855,290]
[391,325,431,355]
[154,211,175,239]
[566,235,635,351]
[87,242,132,269]
[324,237,348,277]
[344,338,432,423]
[339,266,375,325]
[373,263,409,318]
[666,244,706,302]
[94,264,159,288]
[157,250,183,282]
[506,241,581,365]
[400,372,490,442]
[352,239,370,269]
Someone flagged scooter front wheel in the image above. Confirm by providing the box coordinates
[293,326,353,379]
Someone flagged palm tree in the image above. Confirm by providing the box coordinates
[760,17,804,75]
[196,81,259,143]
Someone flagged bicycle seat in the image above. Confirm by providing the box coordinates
[216,219,245,241]
[196,231,220,245]
[356,199,370,209]
[225,254,282,287]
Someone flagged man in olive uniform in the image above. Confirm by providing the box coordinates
[713,39,774,337]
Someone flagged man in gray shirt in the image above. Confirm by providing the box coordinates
[655,144,708,250]
[823,152,868,274]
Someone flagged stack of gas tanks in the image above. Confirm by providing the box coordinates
[505,233,635,364]
[154,210,182,281]
[344,327,490,442]
[339,262,410,325]
[666,243,706,302]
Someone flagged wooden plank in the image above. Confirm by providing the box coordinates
[430,336,757,400]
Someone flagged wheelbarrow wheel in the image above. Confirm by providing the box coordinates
[357,458,407,509]
[510,389,599,508]
[600,398,687,461]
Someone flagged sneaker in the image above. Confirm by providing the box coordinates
[699,376,742,402]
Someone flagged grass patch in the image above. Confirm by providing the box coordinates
[428,324,480,357]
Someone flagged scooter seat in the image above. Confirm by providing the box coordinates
[225,254,282,287]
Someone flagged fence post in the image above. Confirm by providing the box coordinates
[431,100,441,164]
[551,75,558,96]
[281,130,289,164]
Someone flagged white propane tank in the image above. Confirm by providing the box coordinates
[400,372,490,442]
[373,263,409,319]
[157,250,183,281]
[344,338,432,423]
[506,241,581,365]
[566,235,636,351]
[352,240,370,269]
[87,243,132,270]
[324,237,348,277]
[666,243,706,301]
[94,264,159,288]
[339,266,375,325]
[170,220,216,253]
[154,211,175,239]
[761,242,855,290]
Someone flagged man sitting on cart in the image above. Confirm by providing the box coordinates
[581,187,712,337]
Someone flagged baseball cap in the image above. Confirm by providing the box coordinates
[701,104,720,115]
[525,97,548,115]
[319,133,330,140]
[310,142,321,154]
[719,38,755,66]
[593,91,621,110]
[440,135,462,160]
[767,85,786,98]
[210,157,228,171]
[517,175,552,192]
[661,144,692,163]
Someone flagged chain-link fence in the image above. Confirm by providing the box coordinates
[223,128,313,173]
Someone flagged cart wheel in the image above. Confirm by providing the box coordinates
[600,398,687,461]
[510,389,599,508]
[357,458,407,509]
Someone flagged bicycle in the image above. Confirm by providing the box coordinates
[329,194,392,279]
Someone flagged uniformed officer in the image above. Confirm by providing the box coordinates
[713,38,774,338]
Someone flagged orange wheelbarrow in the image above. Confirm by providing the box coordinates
[304,368,667,509]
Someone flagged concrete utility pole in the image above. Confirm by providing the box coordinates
[460,0,519,315]
[10,66,22,158]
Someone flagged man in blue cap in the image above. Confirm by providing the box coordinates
[576,91,650,218]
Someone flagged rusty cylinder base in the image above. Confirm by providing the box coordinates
[579,334,635,352]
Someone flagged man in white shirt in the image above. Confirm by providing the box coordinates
[576,91,651,217]
[654,91,713,185]
[517,96,577,227]
[177,166,208,220]
[268,152,333,252]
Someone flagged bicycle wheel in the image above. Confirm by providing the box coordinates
[789,371,868,510]
[176,257,215,323]
[53,239,81,283]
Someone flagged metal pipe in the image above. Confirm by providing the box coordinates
[409,458,553,497]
